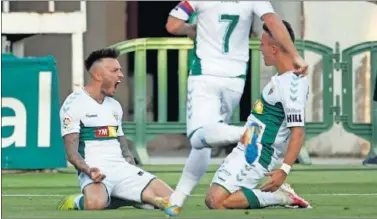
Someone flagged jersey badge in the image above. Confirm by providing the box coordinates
[63,117,71,129]
[113,113,119,121]
[253,100,264,114]
[268,87,274,95]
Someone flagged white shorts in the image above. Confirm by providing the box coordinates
[211,146,268,193]
[186,75,244,136]
[78,161,156,206]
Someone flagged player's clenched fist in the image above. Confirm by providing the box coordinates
[293,56,309,76]
[88,167,106,182]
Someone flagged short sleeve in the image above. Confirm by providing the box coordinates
[252,1,275,19]
[60,105,81,137]
[281,75,308,128]
[169,1,198,21]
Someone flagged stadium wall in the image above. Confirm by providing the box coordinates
[303,1,377,157]
[17,1,130,121]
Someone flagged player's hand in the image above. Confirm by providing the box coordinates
[293,56,308,76]
[89,167,106,182]
[261,169,287,192]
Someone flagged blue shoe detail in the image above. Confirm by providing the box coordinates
[155,197,181,217]
[164,205,181,217]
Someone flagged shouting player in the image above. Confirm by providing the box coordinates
[57,48,173,211]
[205,20,311,210]
[158,1,308,216]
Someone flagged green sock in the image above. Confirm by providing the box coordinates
[74,194,85,210]
[241,188,262,209]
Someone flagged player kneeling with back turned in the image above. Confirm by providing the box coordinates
[57,48,173,211]
[205,20,312,210]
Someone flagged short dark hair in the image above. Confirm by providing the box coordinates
[84,48,120,71]
[262,20,295,42]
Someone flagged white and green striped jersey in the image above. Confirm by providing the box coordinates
[170,1,274,79]
[59,88,125,169]
[244,72,309,170]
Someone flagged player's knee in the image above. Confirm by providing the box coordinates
[204,193,223,209]
[85,197,108,210]
[189,129,210,149]
[205,184,231,209]
[189,138,204,149]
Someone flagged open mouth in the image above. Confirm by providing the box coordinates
[115,80,121,89]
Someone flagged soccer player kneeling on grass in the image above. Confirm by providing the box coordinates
[157,1,309,216]
[57,48,173,211]
[205,21,312,210]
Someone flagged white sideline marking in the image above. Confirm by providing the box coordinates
[2,193,377,197]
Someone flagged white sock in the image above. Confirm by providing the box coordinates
[170,147,211,207]
[74,194,84,210]
[203,123,245,147]
[245,189,282,208]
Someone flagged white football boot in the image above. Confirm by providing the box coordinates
[273,183,312,209]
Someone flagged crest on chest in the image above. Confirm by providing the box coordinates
[113,112,119,121]
[262,82,279,104]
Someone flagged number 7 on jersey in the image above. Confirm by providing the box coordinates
[219,14,239,54]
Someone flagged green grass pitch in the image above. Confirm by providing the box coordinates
[2,165,377,218]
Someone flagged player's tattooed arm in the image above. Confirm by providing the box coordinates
[63,133,91,175]
[118,136,136,165]
[166,16,196,39]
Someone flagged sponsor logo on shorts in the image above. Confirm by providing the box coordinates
[218,169,231,177]
[137,171,144,176]
[95,126,118,138]
[217,176,226,182]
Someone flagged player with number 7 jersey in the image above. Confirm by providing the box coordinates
[157,1,284,217]
[173,1,274,81]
